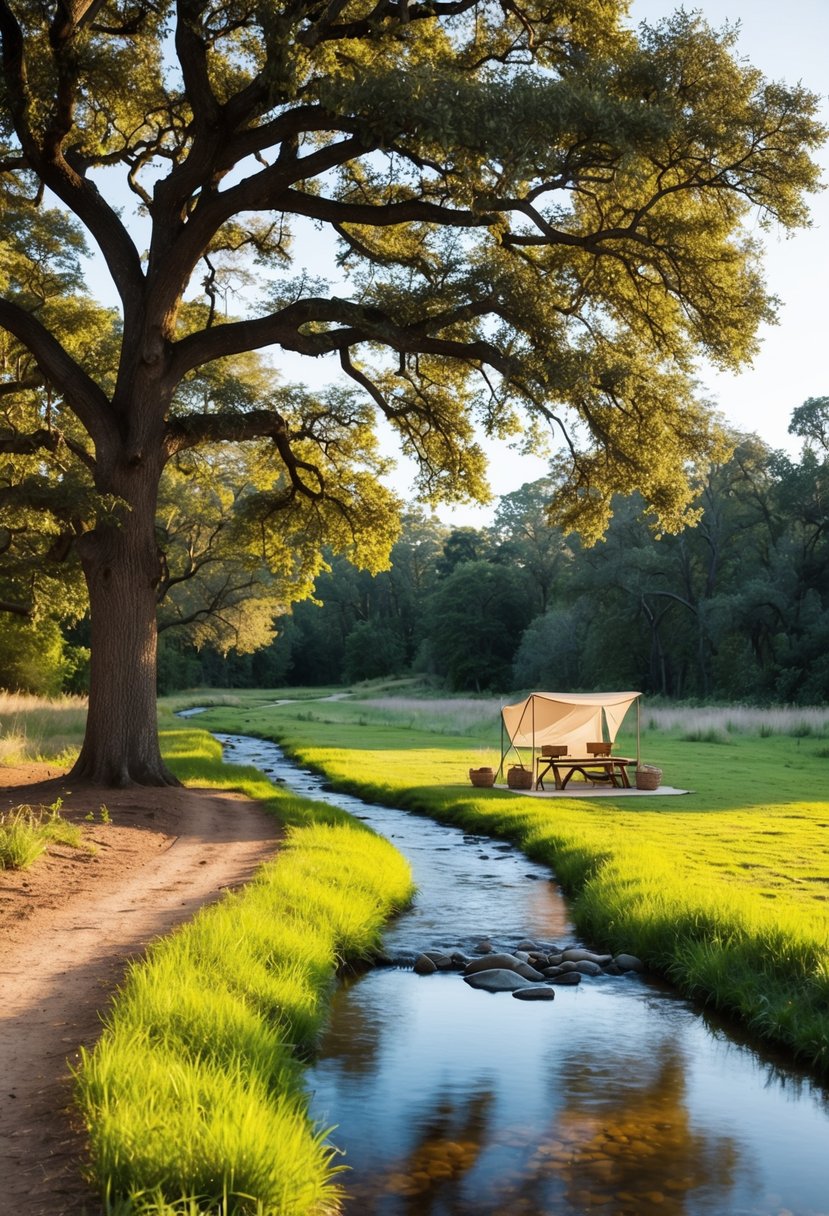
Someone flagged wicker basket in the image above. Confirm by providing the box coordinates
[636,765,663,791]
[469,767,496,788]
[507,765,533,790]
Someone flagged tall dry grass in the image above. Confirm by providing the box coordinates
[644,703,829,738]
[355,695,829,739]
[0,691,88,765]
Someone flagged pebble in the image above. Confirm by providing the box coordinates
[464,953,530,976]
[562,948,613,965]
[464,969,533,992]
[513,985,556,1001]
[614,953,645,972]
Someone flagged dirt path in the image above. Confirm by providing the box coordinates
[0,765,281,1216]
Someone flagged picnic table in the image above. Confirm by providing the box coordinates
[535,755,637,791]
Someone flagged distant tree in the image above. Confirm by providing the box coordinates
[428,560,534,690]
[492,479,569,613]
[1,1,824,778]
[511,604,586,689]
[435,528,493,579]
[343,621,406,683]
[789,397,829,453]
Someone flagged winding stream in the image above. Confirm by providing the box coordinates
[216,731,829,1216]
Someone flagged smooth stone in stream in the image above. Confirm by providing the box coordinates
[573,960,603,976]
[515,962,548,981]
[513,985,556,1001]
[544,961,579,975]
[614,953,645,972]
[516,939,540,951]
[413,954,437,975]
[474,940,494,954]
[421,951,454,969]
[547,972,581,986]
[464,953,527,976]
[561,948,613,965]
[464,969,533,993]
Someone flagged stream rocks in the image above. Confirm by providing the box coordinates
[411,939,645,1000]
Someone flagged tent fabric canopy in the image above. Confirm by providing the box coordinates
[501,691,641,757]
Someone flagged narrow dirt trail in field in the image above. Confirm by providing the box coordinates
[0,766,281,1216]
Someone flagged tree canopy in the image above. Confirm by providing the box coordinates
[0,0,825,780]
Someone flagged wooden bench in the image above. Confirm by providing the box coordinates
[536,756,636,791]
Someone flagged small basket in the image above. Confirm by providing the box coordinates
[636,765,663,791]
[507,765,533,790]
[469,767,495,788]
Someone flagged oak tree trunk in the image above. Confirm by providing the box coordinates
[70,455,178,786]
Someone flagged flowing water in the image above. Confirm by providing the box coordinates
[216,732,829,1216]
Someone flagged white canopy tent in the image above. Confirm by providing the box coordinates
[498,691,642,779]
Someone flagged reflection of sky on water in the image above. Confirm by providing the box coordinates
[218,734,829,1216]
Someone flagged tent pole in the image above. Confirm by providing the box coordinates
[532,696,535,780]
[637,699,641,767]
[498,713,505,782]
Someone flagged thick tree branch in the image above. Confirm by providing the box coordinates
[0,298,117,447]
[168,294,516,387]
[0,426,61,454]
[0,597,32,617]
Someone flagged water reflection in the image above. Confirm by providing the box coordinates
[532,1045,748,1215]
[215,732,829,1216]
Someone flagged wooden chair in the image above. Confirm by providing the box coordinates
[536,745,567,789]
[584,741,616,785]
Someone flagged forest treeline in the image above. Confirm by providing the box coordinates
[160,412,829,704]
[3,410,828,704]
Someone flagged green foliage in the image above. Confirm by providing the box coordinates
[0,616,76,696]
[76,726,414,1215]
[155,421,829,703]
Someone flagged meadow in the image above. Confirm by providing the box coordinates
[197,690,829,1078]
[3,687,829,1211]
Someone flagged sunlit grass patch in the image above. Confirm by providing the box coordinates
[0,799,86,869]
[76,730,414,1216]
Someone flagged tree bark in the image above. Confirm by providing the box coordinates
[70,456,178,786]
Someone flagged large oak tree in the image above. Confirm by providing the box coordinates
[0,0,824,783]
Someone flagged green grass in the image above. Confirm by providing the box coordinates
[197,695,829,1079]
[75,722,414,1216]
[0,799,86,869]
[5,691,829,1198]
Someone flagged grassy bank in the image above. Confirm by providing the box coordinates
[198,696,829,1079]
[74,726,414,1216]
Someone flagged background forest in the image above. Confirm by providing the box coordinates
[4,404,829,704]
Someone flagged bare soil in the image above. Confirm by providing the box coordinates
[0,764,281,1216]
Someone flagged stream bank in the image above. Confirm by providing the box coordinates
[217,731,829,1216]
